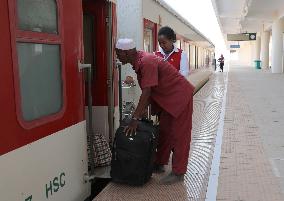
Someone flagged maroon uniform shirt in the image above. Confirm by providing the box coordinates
[133,51,194,118]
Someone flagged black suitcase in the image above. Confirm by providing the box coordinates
[110,119,159,186]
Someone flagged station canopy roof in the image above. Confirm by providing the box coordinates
[211,0,284,37]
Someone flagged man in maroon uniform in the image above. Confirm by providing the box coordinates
[115,38,194,184]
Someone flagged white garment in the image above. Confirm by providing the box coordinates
[156,45,189,77]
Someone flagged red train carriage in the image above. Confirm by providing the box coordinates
[0,0,117,200]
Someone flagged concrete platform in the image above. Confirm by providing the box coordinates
[216,66,284,201]
[94,72,224,201]
[93,65,284,201]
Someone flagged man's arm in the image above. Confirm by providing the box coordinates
[124,87,151,136]
[133,87,151,118]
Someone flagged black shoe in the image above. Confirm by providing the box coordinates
[153,164,165,173]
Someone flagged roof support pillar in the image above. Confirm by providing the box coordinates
[260,31,270,69]
[271,18,284,73]
[255,35,261,60]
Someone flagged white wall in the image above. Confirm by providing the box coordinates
[251,40,257,61]
[228,41,255,66]
[117,0,143,106]
[142,0,196,37]
[0,122,90,201]
[239,41,254,66]
[117,0,143,49]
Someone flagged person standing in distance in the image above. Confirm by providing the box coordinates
[218,54,224,72]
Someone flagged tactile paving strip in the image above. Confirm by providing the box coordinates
[94,73,225,201]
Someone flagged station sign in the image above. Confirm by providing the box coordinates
[230,44,240,48]
[227,33,256,41]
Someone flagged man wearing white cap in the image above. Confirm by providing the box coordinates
[115,38,195,185]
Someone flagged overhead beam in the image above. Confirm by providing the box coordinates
[278,7,284,20]
[210,0,225,35]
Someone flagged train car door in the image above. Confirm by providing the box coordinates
[0,0,90,200]
[83,0,106,142]
[82,0,117,152]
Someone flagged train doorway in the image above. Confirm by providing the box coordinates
[82,0,117,198]
[82,0,115,145]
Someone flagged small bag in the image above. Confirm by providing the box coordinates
[92,133,112,167]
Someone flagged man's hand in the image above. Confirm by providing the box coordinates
[124,119,139,136]
[124,76,134,85]
[124,87,151,136]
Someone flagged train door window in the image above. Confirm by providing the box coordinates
[144,28,153,53]
[9,0,64,126]
[17,0,58,33]
[143,19,157,52]
[17,43,62,121]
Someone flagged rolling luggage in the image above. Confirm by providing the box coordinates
[110,119,159,186]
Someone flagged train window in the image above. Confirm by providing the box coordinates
[8,0,64,126]
[175,40,181,49]
[143,19,157,52]
[17,0,58,34]
[17,43,62,121]
[144,28,153,53]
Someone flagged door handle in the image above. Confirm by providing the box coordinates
[78,60,91,72]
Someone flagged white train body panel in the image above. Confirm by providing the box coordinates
[0,122,90,201]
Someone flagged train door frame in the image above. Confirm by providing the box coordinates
[106,2,116,146]
[195,46,198,69]
[143,18,157,52]
[82,0,117,149]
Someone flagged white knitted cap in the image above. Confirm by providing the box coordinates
[116,38,136,50]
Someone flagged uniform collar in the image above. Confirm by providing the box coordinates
[157,44,179,56]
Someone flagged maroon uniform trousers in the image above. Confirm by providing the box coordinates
[155,99,193,174]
